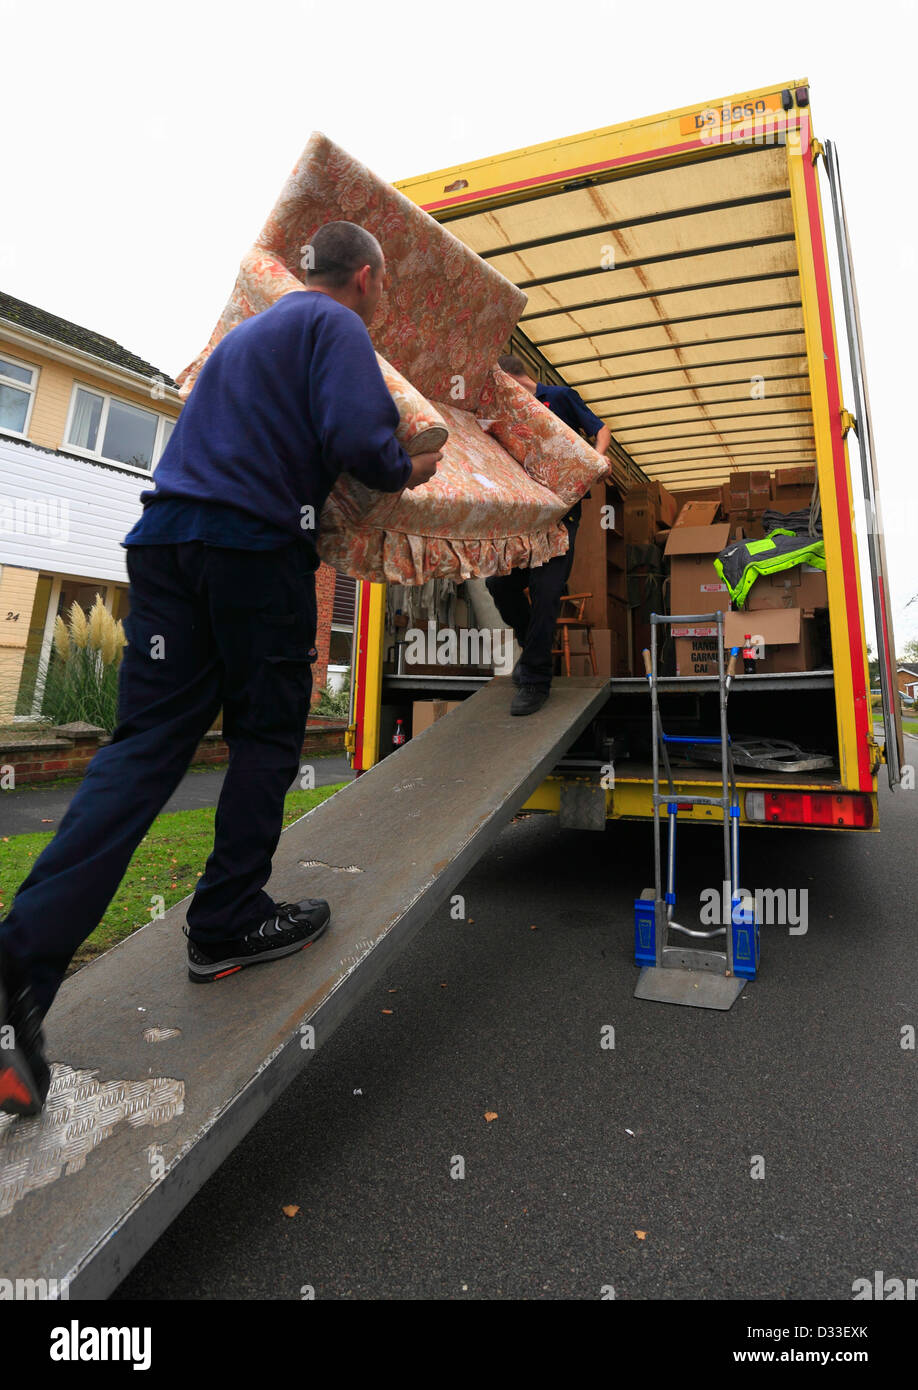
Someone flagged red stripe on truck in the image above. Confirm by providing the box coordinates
[353,582,371,772]
[800,125,872,791]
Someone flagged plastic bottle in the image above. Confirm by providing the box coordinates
[743,634,757,675]
[392,718,407,747]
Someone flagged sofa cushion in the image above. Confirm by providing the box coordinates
[477,366,609,505]
[318,402,571,584]
[376,354,448,456]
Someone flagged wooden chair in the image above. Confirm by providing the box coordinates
[553,593,598,676]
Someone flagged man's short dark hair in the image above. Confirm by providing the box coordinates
[498,354,528,376]
[305,222,383,288]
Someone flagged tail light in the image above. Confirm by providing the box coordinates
[745,790,873,828]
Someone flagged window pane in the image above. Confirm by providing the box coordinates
[69,389,103,450]
[0,383,29,432]
[328,629,353,665]
[101,399,157,469]
[0,357,34,386]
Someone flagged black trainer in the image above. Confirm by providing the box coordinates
[187,898,331,983]
[511,685,550,716]
[0,946,51,1117]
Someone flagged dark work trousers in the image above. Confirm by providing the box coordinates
[0,540,317,1016]
[486,517,579,689]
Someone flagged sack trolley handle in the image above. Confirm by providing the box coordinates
[642,613,741,971]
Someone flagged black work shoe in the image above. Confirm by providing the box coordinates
[186,898,331,983]
[511,660,523,688]
[0,947,51,1117]
[511,685,550,716]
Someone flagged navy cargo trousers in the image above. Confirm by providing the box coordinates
[0,540,317,1015]
[485,517,579,688]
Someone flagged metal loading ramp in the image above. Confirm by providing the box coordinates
[0,675,609,1298]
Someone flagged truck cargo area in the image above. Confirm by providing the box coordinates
[382,669,842,790]
[374,99,901,799]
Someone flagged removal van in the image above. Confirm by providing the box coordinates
[347,80,904,831]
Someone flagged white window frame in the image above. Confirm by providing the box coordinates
[63,382,174,475]
[327,622,354,691]
[0,351,39,439]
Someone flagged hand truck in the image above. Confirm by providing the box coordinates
[633,609,760,1010]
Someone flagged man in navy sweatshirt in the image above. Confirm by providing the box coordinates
[0,221,442,1117]
[487,355,610,715]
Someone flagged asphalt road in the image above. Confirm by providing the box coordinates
[114,766,918,1302]
[0,755,354,837]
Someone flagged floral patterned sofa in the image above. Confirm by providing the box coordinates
[177,133,609,584]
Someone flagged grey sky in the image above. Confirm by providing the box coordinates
[2,0,915,649]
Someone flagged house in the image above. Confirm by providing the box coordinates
[0,291,354,721]
[897,663,918,701]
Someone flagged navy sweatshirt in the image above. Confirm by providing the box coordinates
[534,382,605,526]
[124,291,412,553]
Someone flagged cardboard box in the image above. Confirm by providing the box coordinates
[772,465,815,489]
[664,521,731,675]
[725,607,798,648]
[728,509,767,541]
[664,524,731,618]
[672,486,725,508]
[626,482,694,542]
[565,626,613,678]
[727,469,771,512]
[624,491,658,545]
[674,629,720,676]
[673,500,721,528]
[567,625,630,677]
[762,619,822,672]
[724,607,820,673]
[655,481,679,528]
[411,700,461,737]
[768,490,813,516]
[771,465,816,515]
[746,565,828,613]
[731,469,772,490]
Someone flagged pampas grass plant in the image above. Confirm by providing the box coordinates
[39,598,127,731]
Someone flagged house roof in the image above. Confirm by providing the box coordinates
[898,663,918,676]
[0,290,176,387]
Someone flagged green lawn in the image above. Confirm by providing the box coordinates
[0,783,345,972]
[903,719,918,736]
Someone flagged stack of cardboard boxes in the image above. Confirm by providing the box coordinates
[664,501,732,675]
[723,563,828,672]
[770,464,817,514]
[722,469,771,539]
[661,469,828,675]
[622,479,678,544]
[560,464,827,681]
[624,480,678,673]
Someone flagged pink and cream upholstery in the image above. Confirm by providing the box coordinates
[176,133,609,584]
